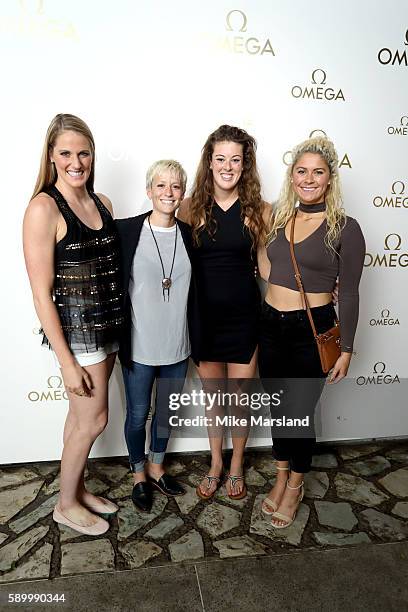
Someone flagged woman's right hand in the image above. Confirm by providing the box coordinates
[61,361,93,397]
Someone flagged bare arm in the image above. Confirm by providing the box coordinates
[23,195,92,395]
[257,201,273,281]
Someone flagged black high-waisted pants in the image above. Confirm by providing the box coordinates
[258,301,336,473]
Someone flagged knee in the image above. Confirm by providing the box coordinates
[81,414,108,440]
[126,405,149,431]
[92,414,108,438]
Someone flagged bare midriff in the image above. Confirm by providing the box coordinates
[265,283,332,311]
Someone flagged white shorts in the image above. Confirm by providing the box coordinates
[52,342,119,368]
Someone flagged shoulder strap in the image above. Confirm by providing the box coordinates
[289,211,319,340]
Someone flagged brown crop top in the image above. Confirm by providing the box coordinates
[267,216,365,352]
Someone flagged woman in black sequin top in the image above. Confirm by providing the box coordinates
[23,114,123,536]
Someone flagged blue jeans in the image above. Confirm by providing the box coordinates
[121,358,189,472]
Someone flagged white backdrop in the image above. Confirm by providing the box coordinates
[1,0,407,463]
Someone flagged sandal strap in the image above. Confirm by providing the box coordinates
[263,497,278,512]
[275,465,290,471]
[272,510,292,523]
[287,480,304,490]
[227,475,244,489]
[203,475,221,489]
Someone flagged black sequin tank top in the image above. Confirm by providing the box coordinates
[43,185,124,353]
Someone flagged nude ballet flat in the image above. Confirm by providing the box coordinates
[84,497,119,515]
[53,506,109,536]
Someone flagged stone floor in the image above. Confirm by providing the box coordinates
[0,440,408,586]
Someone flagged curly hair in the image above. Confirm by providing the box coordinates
[267,136,346,252]
[189,125,266,249]
[32,114,95,200]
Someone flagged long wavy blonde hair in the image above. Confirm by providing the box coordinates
[31,114,95,200]
[189,124,266,250]
[267,136,346,252]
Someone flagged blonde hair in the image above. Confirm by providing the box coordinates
[31,114,95,199]
[268,136,346,252]
[146,159,187,192]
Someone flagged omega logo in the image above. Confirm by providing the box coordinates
[356,362,400,386]
[28,376,68,402]
[372,181,408,208]
[226,9,247,32]
[378,29,408,66]
[384,233,402,250]
[309,129,328,138]
[282,151,293,166]
[107,148,129,162]
[311,69,326,84]
[387,116,408,136]
[291,69,345,101]
[369,308,400,327]
[282,129,351,168]
[364,234,408,267]
[222,10,275,56]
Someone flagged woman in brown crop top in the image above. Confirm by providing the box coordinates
[23,114,123,536]
[257,136,365,528]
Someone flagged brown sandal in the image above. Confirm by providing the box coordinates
[226,474,247,500]
[196,475,222,500]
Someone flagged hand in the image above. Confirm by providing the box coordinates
[60,361,93,397]
[328,352,352,384]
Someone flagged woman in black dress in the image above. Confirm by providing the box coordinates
[179,125,269,499]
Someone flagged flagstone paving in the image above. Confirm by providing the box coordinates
[0,440,408,583]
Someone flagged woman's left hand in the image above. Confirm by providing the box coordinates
[328,352,352,384]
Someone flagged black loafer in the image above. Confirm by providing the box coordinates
[131,481,153,512]
[148,473,185,497]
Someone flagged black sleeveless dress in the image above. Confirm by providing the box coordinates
[193,200,261,363]
[42,185,124,353]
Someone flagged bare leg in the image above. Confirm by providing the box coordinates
[261,460,290,513]
[226,348,258,496]
[196,361,226,497]
[271,470,304,527]
[58,353,116,526]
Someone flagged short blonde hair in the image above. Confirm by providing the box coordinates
[146,159,187,192]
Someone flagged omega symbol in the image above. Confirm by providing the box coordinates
[391,181,405,195]
[309,129,327,138]
[400,116,408,126]
[373,362,386,374]
[381,309,390,318]
[225,9,247,32]
[47,376,63,389]
[384,234,402,251]
[282,151,293,166]
[311,69,327,85]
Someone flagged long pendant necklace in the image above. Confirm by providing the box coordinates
[148,216,178,301]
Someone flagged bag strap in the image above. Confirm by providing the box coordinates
[289,210,320,340]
